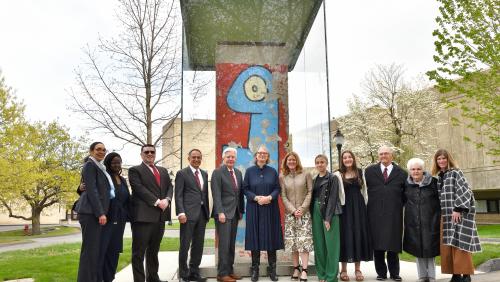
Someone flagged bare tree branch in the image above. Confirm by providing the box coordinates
[70,0,205,149]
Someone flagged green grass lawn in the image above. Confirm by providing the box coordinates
[398,224,500,266]
[0,226,80,245]
[165,218,216,230]
[477,224,500,238]
[0,237,214,282]
[399,243,500,267]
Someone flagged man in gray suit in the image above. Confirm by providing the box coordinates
[175,149,210,282]
[211,147,245,282]
[129,144,173,282]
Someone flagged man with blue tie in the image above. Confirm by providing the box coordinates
[175,149,210,282]
[211,147,245,282]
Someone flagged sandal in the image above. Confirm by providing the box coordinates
[340,271,350,281]
[354,270,364,281]
[300,268,308,282]
[291,265,301,280]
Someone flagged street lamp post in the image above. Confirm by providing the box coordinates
[333,129,345,169]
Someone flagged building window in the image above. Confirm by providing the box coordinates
[476,200,487,213]
[487,200,499,213]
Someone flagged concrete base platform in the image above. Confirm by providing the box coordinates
[200,263,317,278]
[115,252,495,282]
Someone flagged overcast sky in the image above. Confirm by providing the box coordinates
[0,0,439,164]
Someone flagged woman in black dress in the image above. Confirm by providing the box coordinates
[336,150,372,281]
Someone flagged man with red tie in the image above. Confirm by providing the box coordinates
[364,145,407,282]
[211,147,245,282]
[175,149,210,282]
[129,144,173,282]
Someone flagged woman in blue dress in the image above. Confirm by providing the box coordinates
[99,152,130,282]
[244,145,284,282]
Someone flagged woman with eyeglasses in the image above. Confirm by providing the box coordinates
[98,152,130,282]
[75,142,115,282]
[243,145,284,282]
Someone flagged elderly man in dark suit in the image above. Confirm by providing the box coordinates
[211,147,245,282]
[175,148,210,282]
[365,145,407,281]
[129,144,173,282]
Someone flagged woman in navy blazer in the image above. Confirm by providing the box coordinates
[75,142,112,282]
[99,152,130,282]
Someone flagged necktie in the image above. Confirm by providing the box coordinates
[229,170,238,192]
[149,165,160,186]
[194,170,202,190]
[383,167,388,182]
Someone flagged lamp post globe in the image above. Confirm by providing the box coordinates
[333,129,345,169]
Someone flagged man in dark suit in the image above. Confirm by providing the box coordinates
[129,144,173,282]
[211,147,245,282]
[175,149,210,282]
[365,145,407,282]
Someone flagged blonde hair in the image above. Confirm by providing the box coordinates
[314,154,329,164]
[281,151,303,176]
[431,149,459,175]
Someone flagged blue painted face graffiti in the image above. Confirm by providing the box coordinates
[223,65,280,172]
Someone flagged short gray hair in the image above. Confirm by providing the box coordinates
[222,147,237,158]
[378,145,394,154]
[407,158,425,170]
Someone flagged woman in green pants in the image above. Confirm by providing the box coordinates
[311,154,344,282]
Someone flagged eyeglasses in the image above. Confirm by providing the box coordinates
[143,150,156,155]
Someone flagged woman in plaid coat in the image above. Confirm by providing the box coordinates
[432,149,481,282]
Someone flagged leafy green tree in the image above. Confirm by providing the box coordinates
[0,72,25,146]
[427,0,499,156]
[0,73,86,235]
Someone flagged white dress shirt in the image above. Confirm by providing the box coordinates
[380,163,394,176]
[190,165,204,189]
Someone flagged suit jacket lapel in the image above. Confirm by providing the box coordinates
[374,163,385,182]
[141,163,160,189]
[186,167,203,192]
[91,161,110,189]
[220,166,233,194]
[202,170,209,193]
[386,163,400,183]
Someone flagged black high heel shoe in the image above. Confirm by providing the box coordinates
[300,268,308,282]
[291,265,301,280]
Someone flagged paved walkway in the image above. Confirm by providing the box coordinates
[0,223,215,253]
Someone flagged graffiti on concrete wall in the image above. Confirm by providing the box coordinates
[216,63,288,173]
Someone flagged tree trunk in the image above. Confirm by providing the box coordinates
[31,209,41,235]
